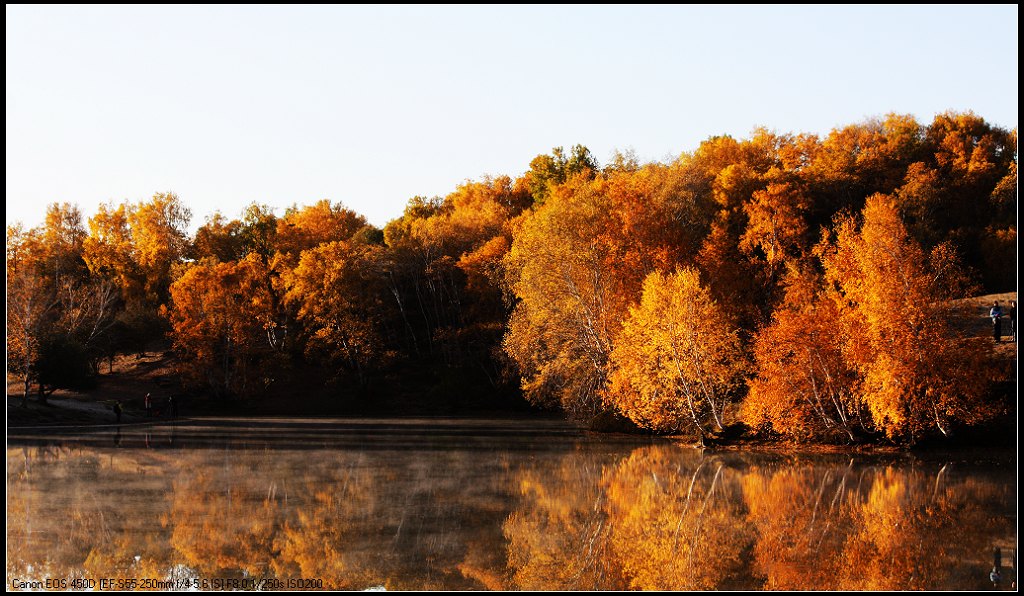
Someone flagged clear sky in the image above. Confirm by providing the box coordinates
[6,5,1018,230]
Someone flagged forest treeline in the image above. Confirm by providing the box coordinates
[6,111,1017,443]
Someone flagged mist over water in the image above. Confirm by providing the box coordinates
[7,418,1017,590]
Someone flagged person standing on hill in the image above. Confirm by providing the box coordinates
[989,301,1003,342]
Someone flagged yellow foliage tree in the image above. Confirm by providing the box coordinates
[129,192,191,304]
[606,268,746,433]
[41,202,87,284]
[503,181,624,419]
[83,201,141,300]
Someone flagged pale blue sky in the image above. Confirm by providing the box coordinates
[6,5,1018,230]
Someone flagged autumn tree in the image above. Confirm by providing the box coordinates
[504,179,625,419]
[692,134,783,328]
[238,202,280,261]
[980,146,1017,291]
[741,264,861,441]
[380,176,530,388]
[167,253,276,397]
[129,192,192,305]
[275,199,367,262]
[819,195,991,440]
[39,202,88,286]
[802,114,925,223]
[283,241,391,386]
[53,276,121,372]
[9,218,120,399]
[918,112,1015,290]
[605,268,746,434]
[739,178,810,271]
[7,226,51,401]
[191,212,245,263]
[525,144,598,204]
[82,201,140,300]
[6,225,43,278]
[6,269,57,404]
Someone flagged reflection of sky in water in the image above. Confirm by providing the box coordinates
[7,418,1018,591]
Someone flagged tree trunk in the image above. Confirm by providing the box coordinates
[22,372,30,408]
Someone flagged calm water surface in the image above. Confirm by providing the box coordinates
[6,417,1018,590]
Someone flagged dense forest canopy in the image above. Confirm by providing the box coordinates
[6,111,1017,443]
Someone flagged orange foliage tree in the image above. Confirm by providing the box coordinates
[167,253,276,396]
[283,240,391,385]
[739,178,810,270]
[741,264,861,441]
[818,195,990,440]
[274,199,367,262]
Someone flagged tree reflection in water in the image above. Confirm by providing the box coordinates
[6,427,1016,591]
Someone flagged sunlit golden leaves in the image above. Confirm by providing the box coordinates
[504,167,697,421]
[742,264,861,441]
[167,253,275,396]
[129,192,192,305]
[740,180,810,268]
[83,201,141,300]
[275,199,367,262]
[283,240,391,381]
[817,195,991,440]
[606,268,746,433]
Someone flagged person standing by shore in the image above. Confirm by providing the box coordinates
[990,301,1004,342]
[145,393,152,417]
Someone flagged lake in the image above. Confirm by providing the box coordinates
[6,417,1018,590]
